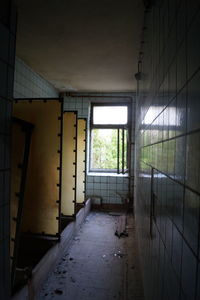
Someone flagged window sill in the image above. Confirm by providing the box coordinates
[87,172,129,177]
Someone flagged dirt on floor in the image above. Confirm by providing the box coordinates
[38,212,144,300]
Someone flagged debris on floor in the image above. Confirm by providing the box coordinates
[70,276,76,283]
[115,214,128,238]
[54,289,63,295]
[114,251,125,258]
[38,212,144,300]
[109,212,122,216]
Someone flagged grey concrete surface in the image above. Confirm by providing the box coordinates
[13,200,91,300]
[38,212,144,300]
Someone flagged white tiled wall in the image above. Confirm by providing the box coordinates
[86,175,129,204]
[64,96,89,118]
[135,1,200,299]
[64,94,134,204]
[14,57,59,98]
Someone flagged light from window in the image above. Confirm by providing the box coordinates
[90,104,129,174]
[93,106,128,125]
[143,106,179,126]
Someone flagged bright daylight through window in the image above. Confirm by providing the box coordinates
[90,104,129,174]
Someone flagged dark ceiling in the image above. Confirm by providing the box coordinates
[15,0,144,92]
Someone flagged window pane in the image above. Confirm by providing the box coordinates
[93,106,128,125]
[91,129,118,170]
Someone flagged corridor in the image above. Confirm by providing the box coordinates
[1,1,200,299]
[38,212,144,300]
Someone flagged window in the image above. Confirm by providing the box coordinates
[89,103,130,174]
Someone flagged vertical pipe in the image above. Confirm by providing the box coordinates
[117,129,120,174]
[125,130,128,170]
[122,128,125,174]
[150,167,154,239]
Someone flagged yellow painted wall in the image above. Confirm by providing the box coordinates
[61,112,77,216]
[13,100,61,235]
[76,119,86,203]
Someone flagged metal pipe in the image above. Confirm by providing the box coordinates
[117,129,120,174]
[14,97,60,101]
[142,160,200,197]
[66,94,133,100]
[122,129,125,174]
[150,167,154,239]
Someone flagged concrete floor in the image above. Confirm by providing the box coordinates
[38,212,144,300]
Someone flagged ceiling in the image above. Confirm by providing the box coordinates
[15,0,144,92]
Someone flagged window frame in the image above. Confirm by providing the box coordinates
[89,102,131,174]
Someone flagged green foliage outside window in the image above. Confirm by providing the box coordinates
[91,129,127,170]
[91,129,117,169]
